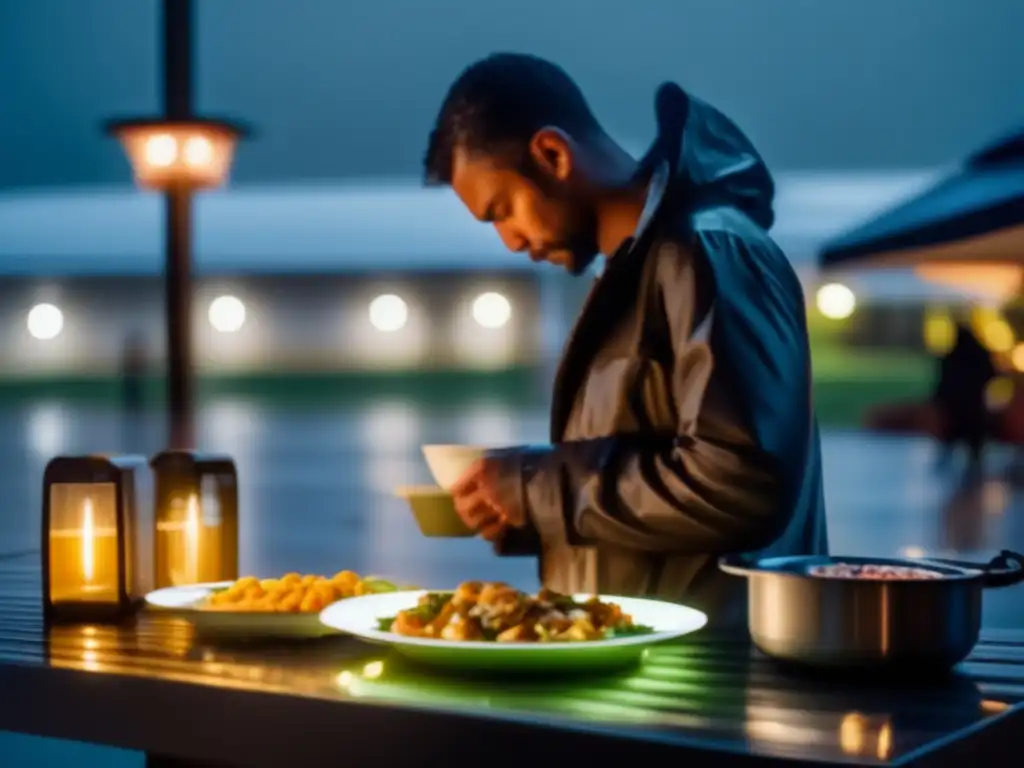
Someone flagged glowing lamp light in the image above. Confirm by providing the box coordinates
[922,308,957,355]
[471,292,512,329]
[979,319,1016,353]
[986,376,1015,411]
[916,263,1024,303]
[838,711,893,761]
[27,303,64,341]
[971,306,1016,353]
[208,295,246,333]
[369,294,409,332]
[899,546,927,559]
[151,451,238,588]
[1011,343,1024,372]
[42,455,154,623]
[816,283,857,320]
[106,118,247,190]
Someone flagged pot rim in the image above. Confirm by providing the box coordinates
[719,554,982,582]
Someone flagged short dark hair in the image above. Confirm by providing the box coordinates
[423,53,602,186]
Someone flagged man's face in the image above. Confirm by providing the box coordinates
[450,143,599,275]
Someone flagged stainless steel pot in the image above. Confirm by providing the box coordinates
[719,550,1024,673]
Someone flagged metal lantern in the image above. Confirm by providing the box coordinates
[151,450,238,588]
[106,118,246,191]
[42,455,155,623]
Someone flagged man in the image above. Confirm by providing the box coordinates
[933,322,996,474]
[425,53,827,626]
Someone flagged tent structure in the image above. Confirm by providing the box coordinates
[819,129,1024,301]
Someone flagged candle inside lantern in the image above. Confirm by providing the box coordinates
[156,493,222,586]
[48,496,119,603]
[82,497,95,583]
[43,458,153,623]
[184,493,200,584]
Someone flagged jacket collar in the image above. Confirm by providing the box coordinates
[548,161,674,439]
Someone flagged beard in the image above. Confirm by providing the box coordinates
[523,164,601,276]
[549,207,599,276]
[534,235,598,276]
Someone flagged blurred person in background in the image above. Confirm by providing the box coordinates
[933,322,996,474]
[120,331,148,452]
[426,53,827,628]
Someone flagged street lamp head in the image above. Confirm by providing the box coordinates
[106,117,249,191]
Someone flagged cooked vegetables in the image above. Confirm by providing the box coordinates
[378,581,654,642]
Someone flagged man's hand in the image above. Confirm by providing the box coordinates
[449,457,526,541]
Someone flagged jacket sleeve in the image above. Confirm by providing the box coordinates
[489,238,787,555]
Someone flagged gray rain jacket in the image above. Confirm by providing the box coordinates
[488,85,829,628]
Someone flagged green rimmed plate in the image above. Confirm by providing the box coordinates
[319,590,708,672]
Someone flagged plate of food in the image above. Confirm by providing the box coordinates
[146,570,402,639]
[319,581,708,671]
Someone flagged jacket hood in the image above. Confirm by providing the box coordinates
[638,83,776,231]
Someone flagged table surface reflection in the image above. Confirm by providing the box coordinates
[3,401,1024,764]
[0,553,1022,766]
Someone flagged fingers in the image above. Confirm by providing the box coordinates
[453,486,506,540]
[477,515,507,542]
[451,459,509,540]
[452,466,499,511]
[449,459,486,496]
[453,486,486,524]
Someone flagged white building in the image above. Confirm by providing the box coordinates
[0,171,966,377]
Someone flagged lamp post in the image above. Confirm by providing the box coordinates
[106,0,247,449]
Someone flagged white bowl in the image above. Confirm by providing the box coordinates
[421,444,487,490]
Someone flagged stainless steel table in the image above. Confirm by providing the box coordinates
[1,552,1022,767]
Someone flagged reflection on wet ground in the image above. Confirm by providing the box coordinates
[3,398,1024,627]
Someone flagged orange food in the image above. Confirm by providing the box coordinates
[202,570,373,613]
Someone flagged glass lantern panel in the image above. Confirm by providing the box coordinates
[156,485,223,586]
[48,483,119,603]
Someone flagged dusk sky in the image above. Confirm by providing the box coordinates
[1,0,1021,190]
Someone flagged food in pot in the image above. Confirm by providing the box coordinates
[202,571,396,613]
[808,563,944,580]
[377,581,654,642]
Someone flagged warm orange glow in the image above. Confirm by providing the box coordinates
[970,306,1017,353]
[981,699,1011,714]
[48,484,119,603]
[156,493,222,586]
[1011,344,1024,372]
[916,263,1023,302]
[838,712,892,759]
[876,721,892,760]
[986,376,1015,410]
[185,494,200,585]
[980,319,1016,353]
[923,308,956,355]
[111,122,239,190]
[839,712,866,755]
[81,498,95,583]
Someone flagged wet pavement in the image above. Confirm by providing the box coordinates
[2,396,1023,766]
[4,397,1023,628]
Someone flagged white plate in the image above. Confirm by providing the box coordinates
[145,581,336,640]
[319,590,708,671]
